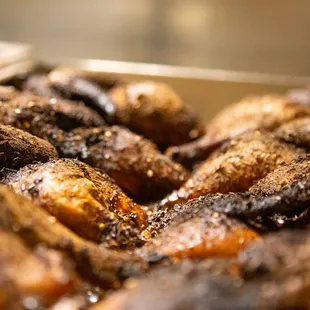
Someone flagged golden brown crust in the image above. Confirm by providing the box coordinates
[250,155,310,197]
[166,95,310,168]
[60,126,190,201]
[48,68,117,124]
[207,95,308,139]
[0,87,189,201]
[0,230,78,306]
[110,81,204,146]
[0,186,146,288]
[158,131,302,210]
[141,211,258,260]
[5,159,147,248]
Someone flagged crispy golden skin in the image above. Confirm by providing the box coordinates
[110,81,204,146]
[249,155,310,197]
[42,68,204,146]
[5,159,147,249]
[55,126,190,201]
[144,219,257,259]
[0,186,146,288]
[0,230,78,307]
[0,87,189,201]
[166,95,310,168]
[158,131,301,210]
[247,155,310,231]
[0,124,58,170]
[188,158,310,232]
[141,197,258,259]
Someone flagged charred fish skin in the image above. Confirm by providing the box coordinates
[92,231,310,310]
[150,156,310,236]
[89,259,257,310]
[275,116,310,150]
[109,80,204,147]
[0,229,80,308]
[56,126,190,201]
[21,69,204,147]
[158,131,302,211]
[166,95,310,168]
[48,68,117,124]
[236,230,310,309]
[0,87,105,140]
[141,195,258,260]
[189,179,310,220]
[0,186,146,288]
[4,158,148,249]
[191,158,310,231]
[0,86,190,202]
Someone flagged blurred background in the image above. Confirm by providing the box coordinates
[0,0,310,76]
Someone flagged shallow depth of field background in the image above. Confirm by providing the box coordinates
[0,0,310,76]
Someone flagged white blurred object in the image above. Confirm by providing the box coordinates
[0,41,35,82]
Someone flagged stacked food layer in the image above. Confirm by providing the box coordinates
[1,65,310,310]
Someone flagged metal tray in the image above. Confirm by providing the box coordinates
[42,58,310,121]
[1,41,309,120]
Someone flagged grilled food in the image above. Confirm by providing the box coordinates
[2,71,310,309]
[0,186,146,288]
[94,230,310,310]
[275,116,310,149]
[157,131,302,210]
[20,68,205,146]
[140,197,259,259]
[0,230,79,307]
[166,95,310,168]
[0,87,189,201]
[0,124,57,170]
[54,126,190,201]
[4,159,147,248]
